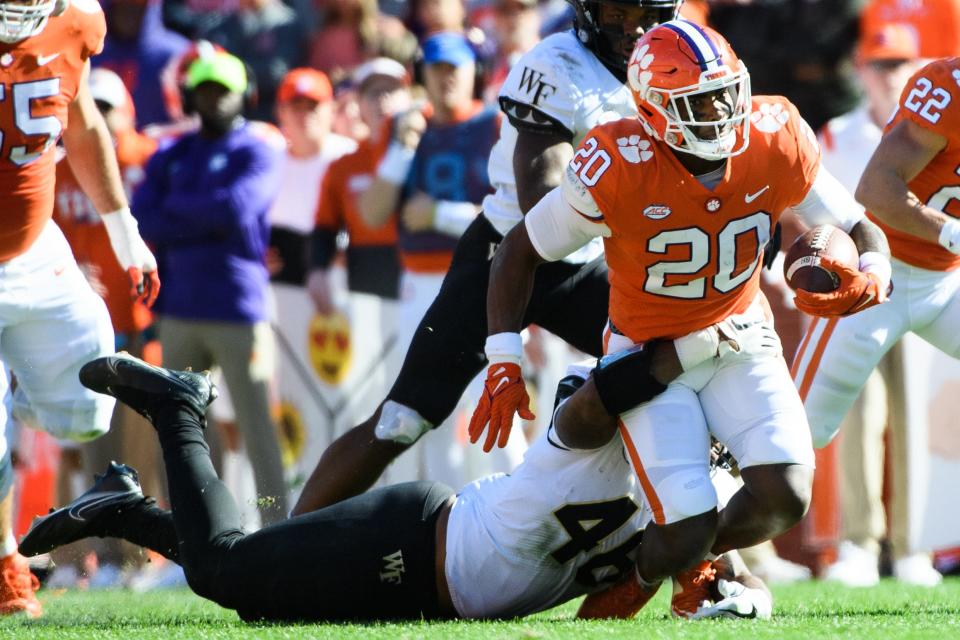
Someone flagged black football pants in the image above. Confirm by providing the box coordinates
[98,405,453,622]
[388,214,611,427]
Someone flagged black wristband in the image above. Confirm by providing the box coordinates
[591,342,667,417]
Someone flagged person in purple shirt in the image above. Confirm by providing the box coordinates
[132,50,288,524]
[94,0,189,126]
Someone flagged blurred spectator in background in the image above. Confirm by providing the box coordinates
[861,0,960,57]
[132,51,289,524]
[359,32,500,486]
[269,68,357,287]
[51,68,161,587]
[163,0,312,122]
[150,40,224,140]
[308,59,411,422]
[308,0,411,78]
[710,0,862,131]
[96,0,189,126]
[816,21,941,587]
[480,0,541,103]
[407,0,467,38]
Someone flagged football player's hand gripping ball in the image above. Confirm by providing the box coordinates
[794,256,888,317]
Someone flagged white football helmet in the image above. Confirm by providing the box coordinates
[0,0,69,43]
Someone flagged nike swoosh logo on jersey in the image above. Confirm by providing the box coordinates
[36,53,60,66]
[744,185,770,203]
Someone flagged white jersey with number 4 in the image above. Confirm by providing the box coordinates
[482,31,638,243]
[444,413,648,619]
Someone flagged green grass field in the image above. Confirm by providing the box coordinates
[2,579,958,640]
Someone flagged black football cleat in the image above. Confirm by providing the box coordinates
[79,352,218,423]
[19,462,150,557]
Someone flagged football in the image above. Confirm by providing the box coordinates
[783,225,859,293]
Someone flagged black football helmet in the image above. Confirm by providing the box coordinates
[568,0,682,76]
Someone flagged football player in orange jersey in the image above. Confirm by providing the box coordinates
[471,21,892,618]
[796,57,960,508]
[0,0,159,617]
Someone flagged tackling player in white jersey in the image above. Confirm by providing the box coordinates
[19,349,771,621]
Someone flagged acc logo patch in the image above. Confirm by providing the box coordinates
[617,135,653,163]
[751,102,790,133]
[643,204,671,219]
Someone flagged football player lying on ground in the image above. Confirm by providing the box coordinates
[19,348,771,622]
[468,20,891,618]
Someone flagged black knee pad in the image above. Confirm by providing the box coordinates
[592,343,667,416]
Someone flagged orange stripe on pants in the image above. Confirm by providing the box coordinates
[790,317,820,379]
[618,419,665,525]
[602,325,612,355]
[797,318,839,401]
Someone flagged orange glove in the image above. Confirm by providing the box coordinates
[468,362,535,452]
[103,208,161,308]
[794,255,889,318]
[127,267,161,308]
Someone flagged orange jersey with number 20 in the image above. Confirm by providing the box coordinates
[567,96,820,342]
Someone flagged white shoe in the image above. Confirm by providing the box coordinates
[88,563,125,590]
[45,564,83,589]
[823,541,880,587]
[893,553,942,587]
[750,554,812,584]
[128,561,187,592]
[690,579,773,620]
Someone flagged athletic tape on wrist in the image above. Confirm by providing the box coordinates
[434,201,476,236]
[485,332,523,366]
[858,251,892,289]
[938,218,960,255]
[376,143,416,185]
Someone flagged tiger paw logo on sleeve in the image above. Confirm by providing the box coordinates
[616,135,653,163]
[751,102,790,133]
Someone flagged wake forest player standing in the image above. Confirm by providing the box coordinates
[293,0,685,512]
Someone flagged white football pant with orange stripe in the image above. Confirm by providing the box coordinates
[611,299,815,525]
[794,259,960,448]
[0,220,115,441]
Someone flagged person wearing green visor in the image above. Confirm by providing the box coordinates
[129,49,290,525]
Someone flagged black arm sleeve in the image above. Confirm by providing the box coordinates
[499,97,573,138]
[310,227,339,270]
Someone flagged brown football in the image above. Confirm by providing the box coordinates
[783,225,859,293]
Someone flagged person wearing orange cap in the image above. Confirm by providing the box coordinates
[266,67,357,468]
[798,22,941,587]
[269,68,357,288]
[860,0,960,58]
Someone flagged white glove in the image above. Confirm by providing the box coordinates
[101,207,160,307]
[716,314,782,360]
[690,579,772,620]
